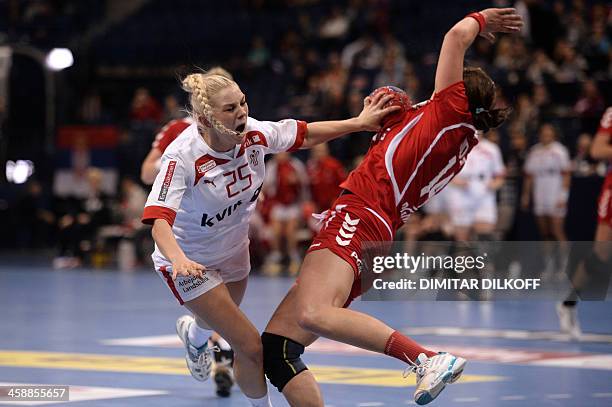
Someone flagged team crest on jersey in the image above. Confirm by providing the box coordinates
[194,154,230,186]
[237,131,268,157]
[249,150,260,166]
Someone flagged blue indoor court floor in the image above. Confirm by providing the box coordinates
[1,265,611,407]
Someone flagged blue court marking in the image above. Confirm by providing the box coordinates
[1,266,611,406]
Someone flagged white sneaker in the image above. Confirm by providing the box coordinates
[176,315,214,381]
[556,303,582,340]
[407,353,467,405]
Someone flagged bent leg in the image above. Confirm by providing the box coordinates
[265,284,322,407]
[184,283,266,400]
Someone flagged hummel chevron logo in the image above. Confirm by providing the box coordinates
[336,213,360,246]
[344,213,360,226]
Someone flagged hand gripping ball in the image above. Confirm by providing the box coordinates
[369,86,411,127]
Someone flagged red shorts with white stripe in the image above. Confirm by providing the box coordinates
[306,192,394,307]
[597,175,612,227]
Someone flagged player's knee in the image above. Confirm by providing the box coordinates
[233,330,263,366]
[297,306,326,334]
[261,332,308,392]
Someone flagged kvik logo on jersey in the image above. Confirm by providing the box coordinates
[200,182,263,228]
[336,213,360,246]
[194,154,230,186]
[158,160,177,202]
[201,200,243,227]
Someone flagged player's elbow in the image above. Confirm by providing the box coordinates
[140,168,154,185]
[444,25,473,50]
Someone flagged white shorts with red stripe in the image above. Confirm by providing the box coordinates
[155,242,251,305]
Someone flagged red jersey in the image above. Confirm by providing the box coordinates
[597,107,612,226]
[341,81,478,230]
[308,156,347,210]
[152,118,193,153]
[599,107,612,178]
[266,157,308,205]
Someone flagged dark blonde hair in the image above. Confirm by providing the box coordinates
[463,67,511,132]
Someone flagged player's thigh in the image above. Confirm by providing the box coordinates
[226,277,248,306]
[266,284,319,347]
[294,249,355,310]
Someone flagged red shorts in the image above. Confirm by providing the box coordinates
[597,176,612,227]
[306,193,394,306]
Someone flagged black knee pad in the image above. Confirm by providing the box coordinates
[261,332,308,392]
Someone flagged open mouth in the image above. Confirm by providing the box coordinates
[235,123,246,133]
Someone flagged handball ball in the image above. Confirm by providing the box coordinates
[369,86,411,127]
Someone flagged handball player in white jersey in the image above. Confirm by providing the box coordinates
[141,72,398,406]
[522,123,571,240]
[521,124,571,281]
[447,132,505,241]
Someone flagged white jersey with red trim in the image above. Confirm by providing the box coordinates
[455,138,505,197]
[142,117,307,267]
[524,141,571,214]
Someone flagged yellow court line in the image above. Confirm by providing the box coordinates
[0,351,503,388]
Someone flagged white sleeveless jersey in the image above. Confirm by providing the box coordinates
[455,138,505,196]
[142,117,307,267]
[524,141,570,205]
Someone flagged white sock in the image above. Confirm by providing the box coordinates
[247,393,272,407]
[216,336,232,351]
[188,321,211,348]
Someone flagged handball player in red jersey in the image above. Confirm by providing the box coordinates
[261,8,522,406]
[557,106,612,338]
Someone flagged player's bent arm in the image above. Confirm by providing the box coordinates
[300,92,400,149]
[152,218,204,279]
[141,148,163,185]
[434,8,522,94]
[590,132,612,160]
[434,17,480,93]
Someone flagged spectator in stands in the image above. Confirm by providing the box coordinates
[53,167,113,269]
[162,94,185,123]
[130,87,162,123]
[554,39,588,83]
[574,79,605,131]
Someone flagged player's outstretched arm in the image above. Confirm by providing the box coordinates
[300,91,400,149]
[434,8,522,94]
[152,218,205,280]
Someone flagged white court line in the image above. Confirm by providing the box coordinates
[593,393,612,398]
[500,395,526,401]
[403,327,612,343]
[546,394,572,399]
[454,397,480,402]
[358,403,384,407]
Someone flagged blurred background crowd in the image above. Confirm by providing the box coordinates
[0,0,610,273]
